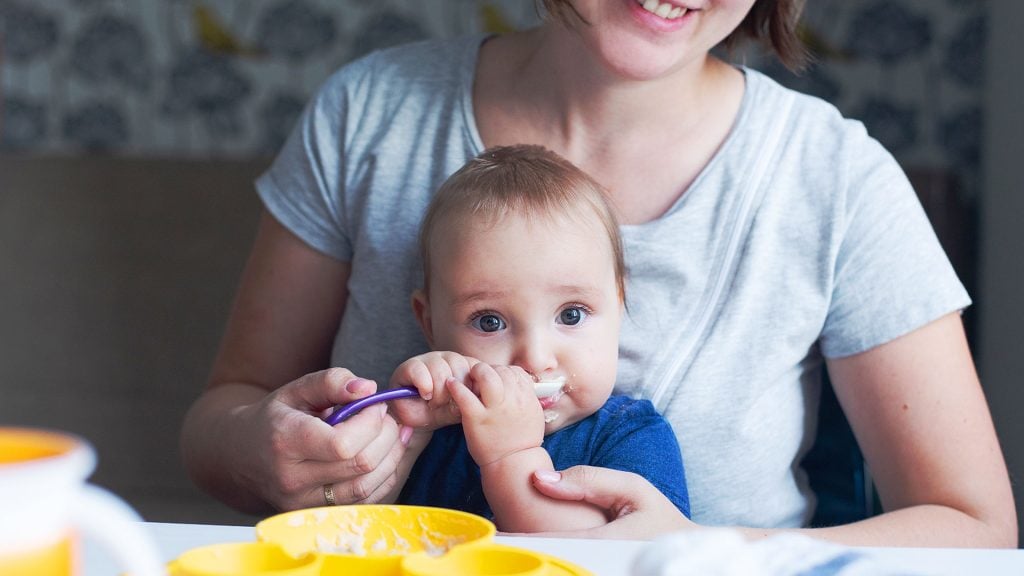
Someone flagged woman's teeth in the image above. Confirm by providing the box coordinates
[637,0,688,20]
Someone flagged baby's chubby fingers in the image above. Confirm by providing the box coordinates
[391,357,438,401]
[389,352,480,428]
[445,376,484,418]
[478,365,544,426]
[469,363,531,406]
[390,352,476,403]
[421,352,478,409]
[499,365,535,391]
[388,356,445,427]
[468,362,504,406]
[500,365,540,406]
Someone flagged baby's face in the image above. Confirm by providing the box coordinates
[423,210,622,434]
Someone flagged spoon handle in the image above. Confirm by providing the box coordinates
[323,386,420,426]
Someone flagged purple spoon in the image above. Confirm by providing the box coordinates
[323,385,420,426]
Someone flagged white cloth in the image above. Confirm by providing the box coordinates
[632,530,914,576]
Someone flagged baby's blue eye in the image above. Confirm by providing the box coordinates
[474,314,506,333]
[559,307,584,326]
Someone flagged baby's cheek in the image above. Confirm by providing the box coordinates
[571,386,610,422]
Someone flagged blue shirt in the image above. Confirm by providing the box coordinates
[398,395,689,520]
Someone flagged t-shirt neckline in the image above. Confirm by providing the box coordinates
[457,34,759,227]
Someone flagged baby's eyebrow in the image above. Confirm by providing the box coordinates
[549,284,603,299]
[449,289,509,307]
[448,284,606,307]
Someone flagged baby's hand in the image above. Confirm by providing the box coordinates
[389,351,479,430]
[446,363,544,467]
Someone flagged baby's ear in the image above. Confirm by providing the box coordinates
[411,289,435,348]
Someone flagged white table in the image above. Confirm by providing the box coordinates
[85,522,1024,575]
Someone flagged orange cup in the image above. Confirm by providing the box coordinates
[0,427,164,576]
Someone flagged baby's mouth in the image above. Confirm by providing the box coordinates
[540,395,560,410]
[535,376,567,420]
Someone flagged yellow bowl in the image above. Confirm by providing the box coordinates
[401,543,546,576]
[255,505,496,576]
[167,542,321,576]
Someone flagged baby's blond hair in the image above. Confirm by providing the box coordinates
[419,145,626,302]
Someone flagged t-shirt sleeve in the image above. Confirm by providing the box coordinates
[592,402,690,518]
[254,56,377,262]
[819,124,971,358]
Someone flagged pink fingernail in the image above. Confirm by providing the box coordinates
[400,425,413,446]
[346,377,371,393]
[535,470,561,483]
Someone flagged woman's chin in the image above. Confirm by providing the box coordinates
[589,34,701,82]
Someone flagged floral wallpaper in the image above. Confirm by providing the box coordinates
[0,0,988,198]
[756,0,987,199]
[0,0,539,156]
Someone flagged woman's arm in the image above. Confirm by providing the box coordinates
[181,211,408,513]
[815,311,1016,547]
[532,314,1017,547]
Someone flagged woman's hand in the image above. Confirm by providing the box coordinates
[182,212,414,514]
[250,369,411,510]
[527,466,693,539]
[183,368,409,513]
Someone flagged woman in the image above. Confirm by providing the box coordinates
[181,0,1016,546]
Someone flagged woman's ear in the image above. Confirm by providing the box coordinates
[411,289,435,348]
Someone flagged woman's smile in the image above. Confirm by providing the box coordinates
[635,0,690,21]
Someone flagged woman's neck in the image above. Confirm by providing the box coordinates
[488,26,735,157]
[474,26,746,225]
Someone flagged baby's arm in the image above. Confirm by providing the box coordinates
[447,363,606,532]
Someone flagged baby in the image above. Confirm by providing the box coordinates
[388,145,689,532]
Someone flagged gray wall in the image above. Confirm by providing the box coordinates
[0,155,267,525]
[979,0,1024,548]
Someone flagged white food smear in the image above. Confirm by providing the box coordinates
[417,515,467,557]
[314,519,369,555]
[543,410,559,423]
[302,510,467,558]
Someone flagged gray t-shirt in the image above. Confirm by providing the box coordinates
[256,35,969,528]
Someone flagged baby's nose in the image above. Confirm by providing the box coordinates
[512,330,557,376]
